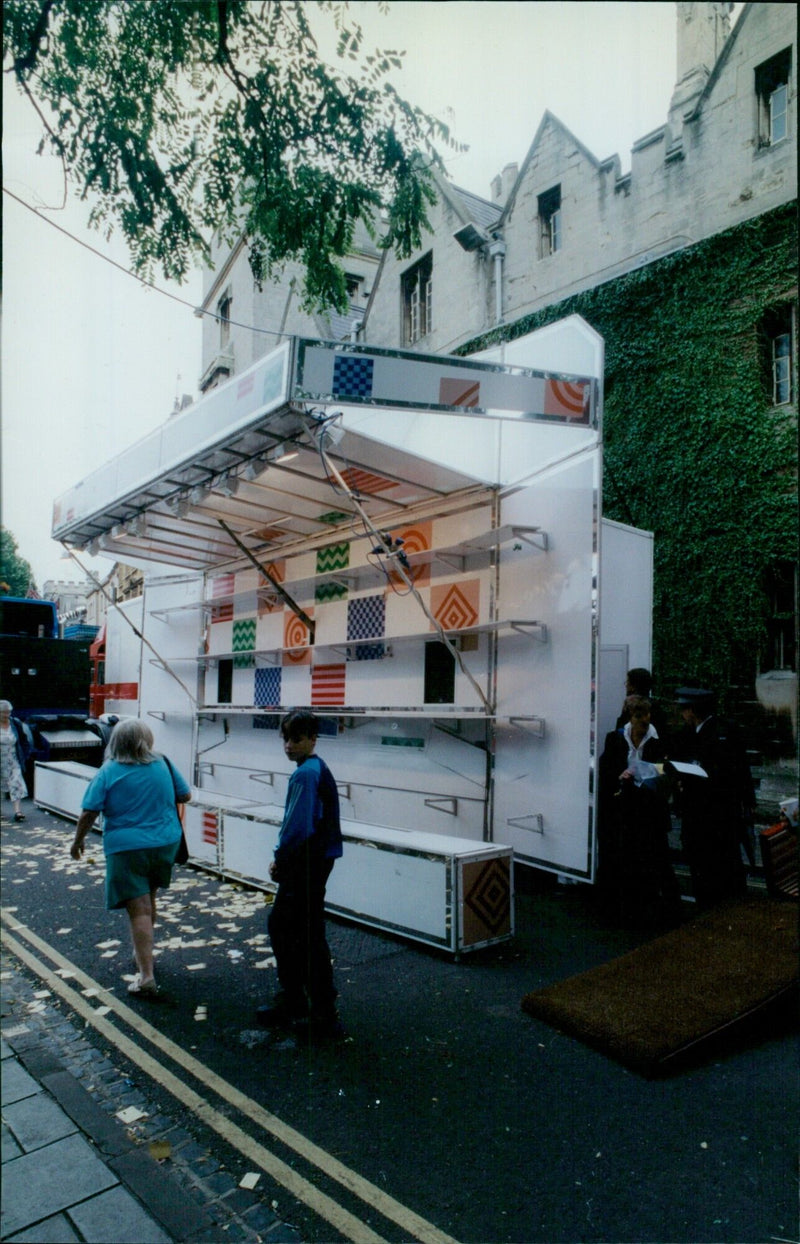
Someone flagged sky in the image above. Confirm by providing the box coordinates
[1,1,740,590]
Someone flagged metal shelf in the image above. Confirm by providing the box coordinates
[162,618,548,667]
[148,525,548,618]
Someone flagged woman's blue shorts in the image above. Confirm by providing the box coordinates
[105,841,181,910]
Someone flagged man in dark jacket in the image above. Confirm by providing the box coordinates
[670,687,754,906]
[256,710,344,1040]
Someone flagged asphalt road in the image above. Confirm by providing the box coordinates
[2,803,797,1244]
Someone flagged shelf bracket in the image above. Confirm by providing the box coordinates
[248,771,276,787]
[146,710,166,721]
[506,813,544,834]
[423,796,459,817]
[511,526,548,552]
[508,716,546,738]
[509,622,548,643]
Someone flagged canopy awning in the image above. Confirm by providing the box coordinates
[52,326,601,574]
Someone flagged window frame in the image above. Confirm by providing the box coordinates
[217,291,232,348]
[402,252,433,345]
[755,48,792,149]
[537,186,562,258]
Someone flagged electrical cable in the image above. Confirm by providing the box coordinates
[3,187,286,341]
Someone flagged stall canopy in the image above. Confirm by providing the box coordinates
[52,327,601,574]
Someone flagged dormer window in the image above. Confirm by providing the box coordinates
[755,49,791,148]
[538,186,561,257]
[402,253,432,345]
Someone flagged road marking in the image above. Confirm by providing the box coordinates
[1,911,460,1244]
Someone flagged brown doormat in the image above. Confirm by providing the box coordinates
[521,897,798,1077]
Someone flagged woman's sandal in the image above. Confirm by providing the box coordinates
[128,974,159,998]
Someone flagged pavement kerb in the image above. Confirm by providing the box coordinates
[1,959,300,1244]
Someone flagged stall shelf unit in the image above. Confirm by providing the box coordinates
[173,512,550,728]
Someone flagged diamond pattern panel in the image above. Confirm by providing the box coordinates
[430,580,480,631]
[462,857,511,944]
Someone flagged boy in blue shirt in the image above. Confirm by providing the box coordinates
[257,710,344,1039]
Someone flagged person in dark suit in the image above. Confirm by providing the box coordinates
[597,696,681,927]
[670,687,754,907]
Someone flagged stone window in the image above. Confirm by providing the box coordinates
[760,304,794,406]
[218,291,232,347]
[345,273,365,306]
[538,186,561,257]
[755,49,791,148]
[402,253,432,345]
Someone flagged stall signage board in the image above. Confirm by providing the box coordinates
[293,340,595,426]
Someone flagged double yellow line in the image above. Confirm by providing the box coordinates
[1,910,459,1244]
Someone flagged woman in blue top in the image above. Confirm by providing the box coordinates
[70,719,191,997]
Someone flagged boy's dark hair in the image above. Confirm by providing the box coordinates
[626,667,652,695]
[280,709,320,741]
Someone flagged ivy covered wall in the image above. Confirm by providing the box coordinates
[461,203,798,718]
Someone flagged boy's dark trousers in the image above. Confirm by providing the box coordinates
[268,850,337,1019]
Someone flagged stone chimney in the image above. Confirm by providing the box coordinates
[668,2,733,140]
[491,163,519,206]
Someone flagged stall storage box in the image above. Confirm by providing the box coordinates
[184,794,514,955]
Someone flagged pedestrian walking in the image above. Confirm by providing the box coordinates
[257,709,344,1041]
[70,718,190,997]
[1,700,29,821]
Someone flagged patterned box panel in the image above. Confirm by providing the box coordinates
[347,594,386,661]
[283,610,313,665]
[316,541,350,603]
[232,618,256,669]
[389,520,432,589]
[254,667,282,708]
[311,663,346,706]
[209,573,235,623]
[461,856,511,946]
[258,564,286,616]
[332,354,374,399]
[430,580,481,631]
[338,467,400,497]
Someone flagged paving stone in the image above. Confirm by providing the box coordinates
[3,1091,78,1152]
[109,1148,212,1240]
[1,1132,118,1238]
[1,1060,42,1106]
[2,1120,24,1162]
[5,1210,82,1243]
[67,1185,172,1244]
[1,1036,14,1059]
[42,1070,133,1158]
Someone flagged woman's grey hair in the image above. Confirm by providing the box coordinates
[107,718,155,765]
[0,700,13,714]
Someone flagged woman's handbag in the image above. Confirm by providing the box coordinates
[163,755,190,864]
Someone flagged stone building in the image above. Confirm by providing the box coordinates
[365,1,795,349]
[194,1,797,740]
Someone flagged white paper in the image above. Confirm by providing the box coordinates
[668,760,708,779]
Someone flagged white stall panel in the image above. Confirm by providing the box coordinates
[138,574,203,780]
[493,451,598,877]
[34,761,98,822]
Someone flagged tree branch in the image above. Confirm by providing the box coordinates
[12,0,56,77]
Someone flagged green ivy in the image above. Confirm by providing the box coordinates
[461,204,798,712]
